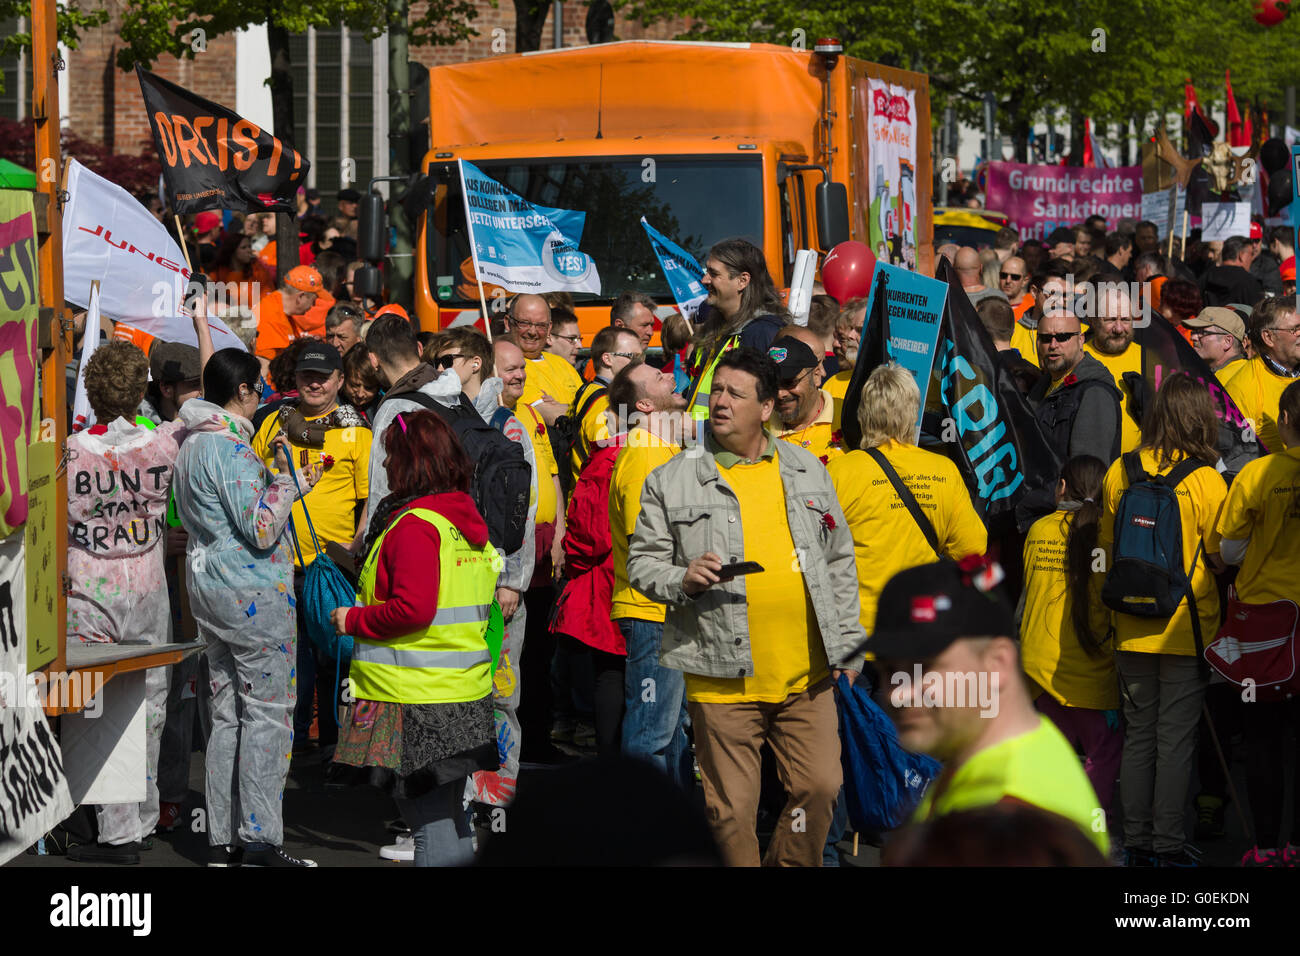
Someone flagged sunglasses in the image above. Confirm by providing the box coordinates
[999,272,1024,281]
[1037,331,1081,344]
[436,353,464,369]
[612,351,640,360]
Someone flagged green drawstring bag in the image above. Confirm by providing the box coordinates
[485,600,504,676]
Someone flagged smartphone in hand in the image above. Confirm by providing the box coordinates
[716,561,764,581]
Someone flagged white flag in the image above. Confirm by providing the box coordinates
[61,159,244,352]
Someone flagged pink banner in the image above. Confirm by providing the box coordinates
[985,161,1143,241]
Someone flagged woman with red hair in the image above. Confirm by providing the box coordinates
[1158,279,1203,345]
[329,409,501,867]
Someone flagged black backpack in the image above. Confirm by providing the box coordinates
[549,382,608,499]
[381,390,531,555]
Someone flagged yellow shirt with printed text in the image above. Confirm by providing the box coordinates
[1216,445,1300,605]
[1098,448,1227,655]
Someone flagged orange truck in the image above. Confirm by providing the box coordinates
[412,39,933,337]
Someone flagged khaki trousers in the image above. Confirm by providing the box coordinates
[689,678,842,867]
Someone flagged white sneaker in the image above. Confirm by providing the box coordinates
[379,834,414,861]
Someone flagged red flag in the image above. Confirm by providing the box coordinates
[1082,118,1095,168]
[1184,78,1221,140]
[1226,69,1251,147]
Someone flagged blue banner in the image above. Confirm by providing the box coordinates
[861,263,948,440]
[640,217,706,320]
[459,159,601,294]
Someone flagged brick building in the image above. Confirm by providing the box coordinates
[2,2,685,207]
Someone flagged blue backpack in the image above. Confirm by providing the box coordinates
[835,674,943,833]
[1101,452,1209,621]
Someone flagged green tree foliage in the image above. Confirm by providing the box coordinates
[0,1,109,87]
[615,0,1300,151]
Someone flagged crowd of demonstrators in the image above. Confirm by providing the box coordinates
[46,195,1300,873]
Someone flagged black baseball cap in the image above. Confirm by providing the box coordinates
[296,341,342,374]
[863,558,1015,661]
[767,336,820,380]
[337,188,362,203]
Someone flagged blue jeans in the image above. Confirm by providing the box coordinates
[395,778,474,867]
[618,618,691,791]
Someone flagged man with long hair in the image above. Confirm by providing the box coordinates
[684,238,789,421]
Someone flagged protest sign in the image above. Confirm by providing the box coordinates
[986,161,1143,241]
[62,160,244,352]
[859,78,919,270]
[25,442,57,672]
[0,531,74,865]
[860,263,946,440]
[1141,186,1190,238]
[137,66,308,214]
[640,217,706,319]
[0,190,39,539]
[1200,202,1252,242]
[459,159,601,295]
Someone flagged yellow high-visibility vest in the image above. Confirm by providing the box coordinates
[349,507,501,705]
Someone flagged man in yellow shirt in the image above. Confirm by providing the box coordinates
[570,326,643,489]
[250,341,370,756]
[1225,296,1300,454]
[828,363,987,638]
[510,293,584,425]
[769,331,844,464]
[826,299,864,431]
[1184,306,1247,384]
[627,348,864,866]
[608,361,692,787]
[1083,284,1142,454]
[868,560,1109,857]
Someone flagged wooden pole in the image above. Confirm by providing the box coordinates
[173,214,194,273]
[32,0,68,675]
[1179,208,1190,263]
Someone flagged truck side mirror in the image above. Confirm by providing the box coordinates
[353,265,384,304]
[358,192,387,263]
[815,181,850,251]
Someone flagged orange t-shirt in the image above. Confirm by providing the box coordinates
[1011,293,1035,321]
[253,289,334,359]
[111,323,155,356]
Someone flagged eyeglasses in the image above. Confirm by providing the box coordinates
[1037,331,1082,344]
[1267,326,1300,336]
[511,318,550,331]
[999,272,1024,281]
[1189,328,1230,339]
[436,353,465,369]
[243,381,264,398]
[552,333,583,345]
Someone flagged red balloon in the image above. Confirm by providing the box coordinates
[1255,0,1289,26]
[821,241,877,305]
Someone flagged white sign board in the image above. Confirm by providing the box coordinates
[1200,202,1252,243]
[0,531,73,864]
[1141,187,1187,239]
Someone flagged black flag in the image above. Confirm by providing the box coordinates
[839,267,893,452]
[922,259,1060,531]
[137,66,309,215]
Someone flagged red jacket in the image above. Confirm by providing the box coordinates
[345,491,489,642]
[550,435,626,655]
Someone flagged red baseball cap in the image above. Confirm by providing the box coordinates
[1250,221,1263,240]
[195,211,222,234]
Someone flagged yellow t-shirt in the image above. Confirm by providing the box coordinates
[1098,448,1226,655]
[1020,510,1118,710]
[686,451,828,703]
[1010,322,1040,368]
[516,402,558,526]
[1215,357,1246,387]
[609,431,680,623]
[520,351,583,409]
[775,389,845,465]
[1217,445,1300,605]
[1083,342,1142,454]
[827,441,987,642]
[914,715,1109,856]
[825,369,853,432]
[1224,356,1296,455]
[252,407,371,567]
[571,380,611,490]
